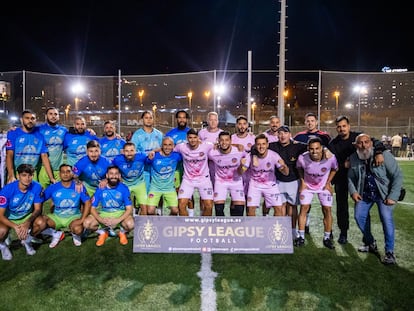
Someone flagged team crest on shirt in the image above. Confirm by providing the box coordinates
[266,162,272,168]
[0,196,7,205]
[199,152,205,157]
[232,158,237,163]
[321,167,327,173]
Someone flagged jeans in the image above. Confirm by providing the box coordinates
[354,198,395,252]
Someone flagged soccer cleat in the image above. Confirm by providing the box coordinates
[96,232,108,247]
[49,231,65,248]
[382,252,397,265]
[305,225,310,234]
[21,240,36,256]
[118,232,128,245]
[5,235,11,246]
[72,234,82,247]
[323,238,335,249]
[108,228,117,237]
[296,237,305,247]
[1,245,13,260]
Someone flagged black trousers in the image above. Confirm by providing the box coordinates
[335,181,349,234]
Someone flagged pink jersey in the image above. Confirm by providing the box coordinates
[174,142,214,181]
[296,152,338,191]
[249,149,283,185]
[198,128,223,144]
[231,133,255,152]
[208,146,247,182]
[263,130,279,143]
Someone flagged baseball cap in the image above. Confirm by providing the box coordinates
[277,125,291,132]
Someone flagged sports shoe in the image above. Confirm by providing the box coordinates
[96,232,108,247]
[72,234,82,247]
[296,237,305,247]
[382,252,397,265]
[31,236,44,244]
[323,238,335,249]
[1,244,13,260]
[81,229,90,240]
[49,231,65,248]
[5,235,11,246]
[338,235,348,245]
[358,240,378,253]
[119,232,128,245]
[108,228,117,237]
[305,225,310,234]
[21,240,36,256]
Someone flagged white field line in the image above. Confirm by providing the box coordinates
[198,253,218,311]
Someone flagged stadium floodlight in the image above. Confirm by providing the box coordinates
[353,85,368,130]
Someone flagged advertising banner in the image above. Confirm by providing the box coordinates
[133,216,293,254]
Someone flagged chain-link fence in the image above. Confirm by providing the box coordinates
[1,69,413,140]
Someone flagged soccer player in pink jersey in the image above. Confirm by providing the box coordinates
[296,137,338,249]
[208,131,249,216]
[263,115,280,143]
[174,129,214,216]
[231,115,255,207]
[246,134,289,216]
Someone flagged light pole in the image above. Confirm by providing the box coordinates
[334,91,340,116]
[214,84,225,112]
[152,104,157,126]
[353,86,367,130]
[217,96,221,116]
[251,102,257,133]
[138,90,144,107]
[187,91,193,127]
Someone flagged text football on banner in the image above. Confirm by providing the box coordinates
[133,216,293,254]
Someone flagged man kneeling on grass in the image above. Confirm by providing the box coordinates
[83,165,134,246]
[0,164,46,260]
[42,164,91,248]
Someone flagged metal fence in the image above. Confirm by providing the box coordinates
[1,69,413,140]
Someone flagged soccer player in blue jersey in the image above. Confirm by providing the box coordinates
[165,110,190,198]
[37,107,68,188]
[146,137,182,215]
[73,140,112,197]
[130,111,163,191]
[6,110,55,184]
[63,116,99,167]
[112,142,148,215]
[42,164,91,248]
[83,165,134,246]
[99,120,126,161]
[0,164,46,260]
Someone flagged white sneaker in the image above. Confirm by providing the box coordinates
[0,244,13,260]
[5,235,11,246]
[72,234,82,247]
[49,231,65,248]
[108,228,117,237]
[21,240,36,256]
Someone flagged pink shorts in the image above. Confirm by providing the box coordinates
[247,179,282,207]
[178,177,214,200]
[213,179,245,202]
[299,189,333,207]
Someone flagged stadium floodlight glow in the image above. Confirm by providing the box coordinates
[353,85,368,130]
[71,83,85,95]
[213,84,226,112]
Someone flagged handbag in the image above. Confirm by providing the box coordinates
[398,187,406,201]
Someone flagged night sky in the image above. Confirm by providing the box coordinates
[1,0,412,76]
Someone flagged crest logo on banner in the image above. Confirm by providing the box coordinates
[133,216,293,254]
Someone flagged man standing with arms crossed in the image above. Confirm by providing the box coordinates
[38,107,68,189]
[6,110,55,184]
